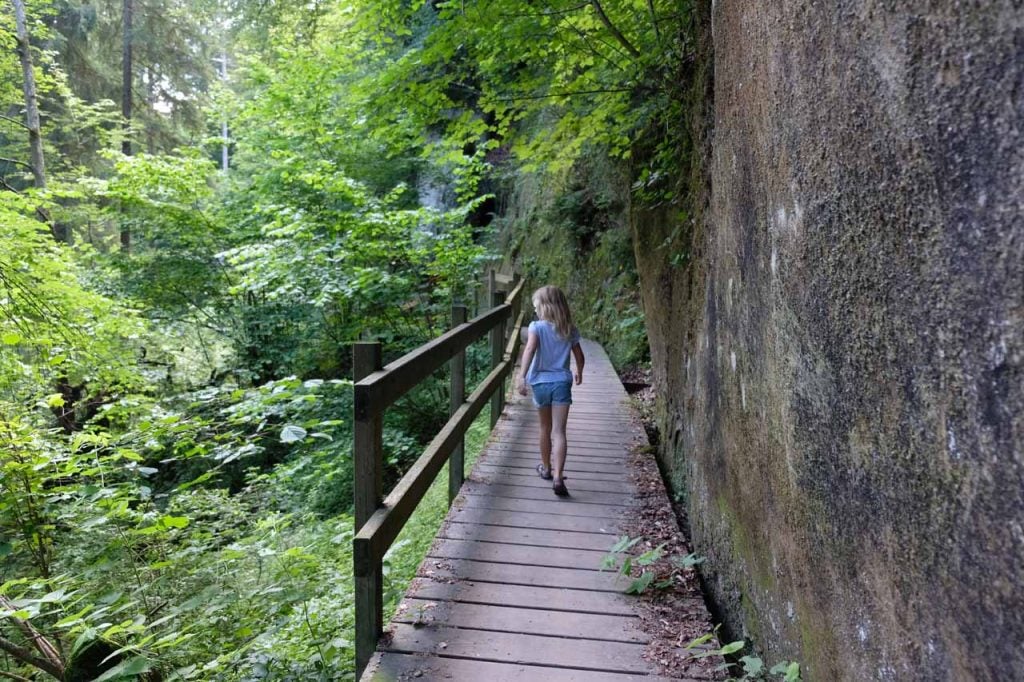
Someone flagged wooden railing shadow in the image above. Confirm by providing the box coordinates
[351,275,526,678]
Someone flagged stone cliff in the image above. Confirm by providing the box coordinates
[633,2,1023,679]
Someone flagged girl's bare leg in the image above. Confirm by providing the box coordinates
[538,406,552,471]
[551,404,570,479]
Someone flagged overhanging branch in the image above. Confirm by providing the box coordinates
[589,0,641,58]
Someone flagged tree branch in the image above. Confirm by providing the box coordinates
[493,87,634,102]
[0,598,63,676]
[0,114,29,130]
[0,635,64,681]
[500,2,588,18]
[588,0,641,58]
[0,157,33,170]
[559,14,629,71]
[1,177,24,195]
[646,0,661,43]
[0,670,32,681]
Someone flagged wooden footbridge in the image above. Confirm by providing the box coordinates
[352,276,717,681]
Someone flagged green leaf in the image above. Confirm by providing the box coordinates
[280,424,308,443]
[719,640,745,655]
[160,515,189,529]
[683,632,714,649]
[740,655,764,675]
[674,552,706,568]
[609,535,642,553]
[784,661,801,681]
[93,655,153,681]
[625,571,654,594]
[1,332,21,345]
[636,543,665,566]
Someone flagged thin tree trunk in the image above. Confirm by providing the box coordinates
[10,0,45,190]
[146,66,156,154]
[10,0,63,240]
[220,50,229,171]
[121,0,133,251]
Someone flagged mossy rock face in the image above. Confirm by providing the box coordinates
[634,1,1024,680]
[494,151,648,369]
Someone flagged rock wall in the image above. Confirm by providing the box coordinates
[498,157,648,369]
[634,2,1023,679]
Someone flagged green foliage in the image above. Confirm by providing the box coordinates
[0,0,692,676]
[355,0,692,175]
[682,630,802,682]
[600,535,675,594]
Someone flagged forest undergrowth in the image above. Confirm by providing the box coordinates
[1,0,695,677]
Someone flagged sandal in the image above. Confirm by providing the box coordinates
[552,478,569,497]
[536,463,553,480]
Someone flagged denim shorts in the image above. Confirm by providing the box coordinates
[531,380,573,408]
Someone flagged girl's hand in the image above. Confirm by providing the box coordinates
[517,378,528,396]
[574,371,583,385]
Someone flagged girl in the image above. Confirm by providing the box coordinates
[516,285,585,497]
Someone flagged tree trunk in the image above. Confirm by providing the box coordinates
[10,0,45,190]
[120,0,133,251]
[10,0,64,241]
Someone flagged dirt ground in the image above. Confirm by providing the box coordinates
[618,366,726,680]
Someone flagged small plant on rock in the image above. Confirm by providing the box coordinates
[684,632,801,681]
[601,535,701,594]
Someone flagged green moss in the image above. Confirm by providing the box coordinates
[715,494,776,593]
[493,152,648,370]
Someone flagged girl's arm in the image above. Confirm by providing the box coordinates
[571,342,585,385]
[517,328,539,395]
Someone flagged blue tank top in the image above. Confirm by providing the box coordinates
[526,320,580,385]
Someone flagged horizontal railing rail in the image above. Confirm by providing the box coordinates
[352,275,525,679]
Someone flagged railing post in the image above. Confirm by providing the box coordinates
[490,290,504,428]
[508,272,521,339]
[449,304,467,505]
[353,341,383,680]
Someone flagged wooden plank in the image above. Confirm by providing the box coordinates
[476,449,629,467]
[490,436,638,451]
[455,490,626,519]
[486,446,631,464]
[486,442,631,457]
[426,537,613,572]
[394,598,648,643]
[366,652,689,682]
[354,303,510,418]
[497,427,639,440]
[406,578,637,616]
[381,623,654,675]
[503,408,634,422]
[468,469,634,494]
[495,438,637,451]
[460,481,635,506]
[478,454,628,474]
[441,521,620,551]
[417,557,629,592]
[447,505,623,534]
[472,462,628,481]
[491,425,636,437]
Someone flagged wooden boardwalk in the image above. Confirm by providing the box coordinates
[364,340,692,681]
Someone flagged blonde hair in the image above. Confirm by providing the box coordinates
[532,285,574,339]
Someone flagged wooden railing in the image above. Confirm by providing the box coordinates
[351,275,526,679]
